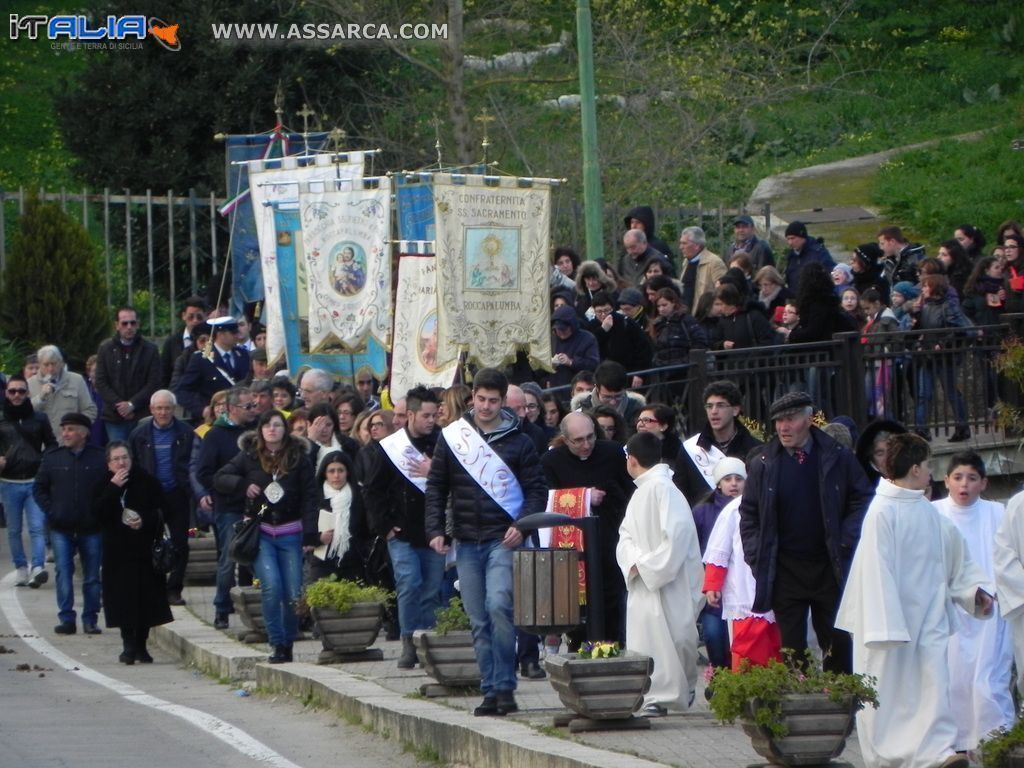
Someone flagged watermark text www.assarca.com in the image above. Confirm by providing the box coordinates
[210,21,448,46]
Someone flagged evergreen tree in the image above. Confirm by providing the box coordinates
[1,195,107,363]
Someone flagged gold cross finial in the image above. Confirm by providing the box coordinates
[297,103,316,135]
[328,127,347,153]
[474,108,496,163]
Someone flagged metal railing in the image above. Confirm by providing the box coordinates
[547,317,1023,441]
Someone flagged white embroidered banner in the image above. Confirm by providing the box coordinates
[390,253,458,399]
[298,178,392,353]
[251,152,365,366]
[432,175,553,369]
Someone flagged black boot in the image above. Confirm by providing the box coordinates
[397,636,418,669]
[119,627,135,665]
[135,627,153,663]
[269,644,290,664]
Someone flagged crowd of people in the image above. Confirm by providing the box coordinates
[3,211,1024,768]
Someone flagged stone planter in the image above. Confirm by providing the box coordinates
[414,630,480,695]
[184,535,217,584]
[311,603,384,664]
[741,693,857,766]
[229,586,267,644]
[545,651,653,730]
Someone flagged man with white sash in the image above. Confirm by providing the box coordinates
[426,369,548,718]
[674,381,761,507]
[357,386,442,670]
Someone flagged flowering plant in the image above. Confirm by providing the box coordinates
[708,652,877,738]
[576,641,620,659]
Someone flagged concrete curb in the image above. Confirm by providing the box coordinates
[155,611,670,768]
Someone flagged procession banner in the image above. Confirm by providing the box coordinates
[271,205,388,380]
[223,131,327,318]
[395,175,435,241]
[542,487,591,606]
[250,152,366,366]
[432,174,553,369]
[390,254,458,399]
[297,178,392,354]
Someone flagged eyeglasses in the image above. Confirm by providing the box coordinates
[636,416,660,425]
[599,391,624,404]
[567,433,596,447]
[369,422,386,429]
[6,388,27,394]
[236,402,257,410]
[525,403,539,411]
[119,319,139,326]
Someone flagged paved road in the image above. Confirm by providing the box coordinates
[0,571,433,768]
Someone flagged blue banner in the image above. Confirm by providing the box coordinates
[272,206,388,380]
[224,132,327,317]
[395,176,435,242]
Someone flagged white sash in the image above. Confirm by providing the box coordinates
[682,434,726,489]
[379,428,428,493]
[441,420,525,520]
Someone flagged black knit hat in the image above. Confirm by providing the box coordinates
[785,221,808,239]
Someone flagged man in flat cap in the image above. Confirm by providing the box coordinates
[34,412,108,635]
[738,392,873,673]
[175,316,251,423]
[724,215,774,272]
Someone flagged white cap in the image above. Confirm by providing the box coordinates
[712,457,747,485]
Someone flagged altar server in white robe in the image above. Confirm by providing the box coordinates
[836,433,994,768]
[933,451,1014,753]
[616,431,704,715]
[994,488,1024,704]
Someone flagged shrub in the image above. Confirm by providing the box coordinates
[432,596,471,635]
[304,575,392,614]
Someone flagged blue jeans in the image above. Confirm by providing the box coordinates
[699,607,730,669]
[255,532,303,646]
[915,359,968,431]
[104,420,139,443]
[213,511,242,614]
[2,480,46,570]
[387,538,444,637]
[456,539,517,695]
[51,530,102,626]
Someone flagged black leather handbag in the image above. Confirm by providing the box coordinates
[228,506,265,566]
[151,511,179,574]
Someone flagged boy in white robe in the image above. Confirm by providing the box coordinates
[616,431,704,716]
[836,433,994,768]
[994,489,1024,705]
[932,451,1014,754]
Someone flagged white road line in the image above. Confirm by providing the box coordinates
[0,571,304,768]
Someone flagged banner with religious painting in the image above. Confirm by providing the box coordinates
[296,178,392,354]
[249,152,366,367]
[271,205,388,380]
[222,131,327,319]
[540,487,591,606]
[390,253,458,400]
[432,174,553,370]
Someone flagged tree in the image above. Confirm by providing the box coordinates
[1,195,107,363]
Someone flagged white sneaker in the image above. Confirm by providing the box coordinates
[15,567,29,586]
[29,566,48,589]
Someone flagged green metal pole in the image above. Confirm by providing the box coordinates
[577,0,603,262]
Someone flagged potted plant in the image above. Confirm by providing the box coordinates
[980,719,1024,767]
[414,597,480,695]
[545,641,655,730]
[708,655,878,767]
[305,576,392,664]
[229,581,267,643]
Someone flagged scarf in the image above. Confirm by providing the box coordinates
[323,481,353,561]
[758,284,781,308]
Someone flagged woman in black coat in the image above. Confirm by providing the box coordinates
[95,441,173,664]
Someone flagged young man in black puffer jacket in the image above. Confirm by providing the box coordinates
[0,374,57,587]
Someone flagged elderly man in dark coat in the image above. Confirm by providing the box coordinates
[739,392,873,674]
